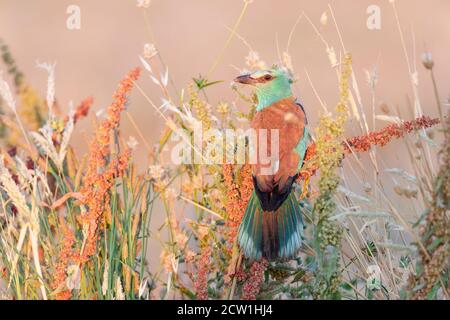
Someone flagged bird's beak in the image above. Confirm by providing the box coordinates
[234,74,255,85]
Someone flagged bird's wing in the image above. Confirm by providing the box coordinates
[251,97,307,193]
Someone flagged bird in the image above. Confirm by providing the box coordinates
[234,67,309,261]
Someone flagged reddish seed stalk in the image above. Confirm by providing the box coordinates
[299,116,441,181]
[51,69,140,299]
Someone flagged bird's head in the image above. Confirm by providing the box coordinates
[234,67,294,110]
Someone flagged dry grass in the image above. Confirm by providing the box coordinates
[0,3,448,300]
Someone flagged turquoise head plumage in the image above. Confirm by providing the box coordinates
[234,67,294,111]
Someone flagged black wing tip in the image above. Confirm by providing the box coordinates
[253,175,298,212]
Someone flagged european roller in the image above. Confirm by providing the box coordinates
[234,67,309,261]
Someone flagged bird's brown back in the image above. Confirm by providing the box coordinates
[251,97,306,193]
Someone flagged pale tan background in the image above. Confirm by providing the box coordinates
[0,0,449,274]
[1,0,449,152]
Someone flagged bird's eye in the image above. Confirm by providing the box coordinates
[264,74,273,81]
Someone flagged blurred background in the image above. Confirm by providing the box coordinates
[1,0,449,154]
[0,0,449,274]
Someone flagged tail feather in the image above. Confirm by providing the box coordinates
[238,191,304,261]
[238,194,262,260]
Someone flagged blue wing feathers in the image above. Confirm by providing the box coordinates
[238,191,304,261]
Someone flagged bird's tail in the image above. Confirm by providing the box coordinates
[237,191,304,261]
